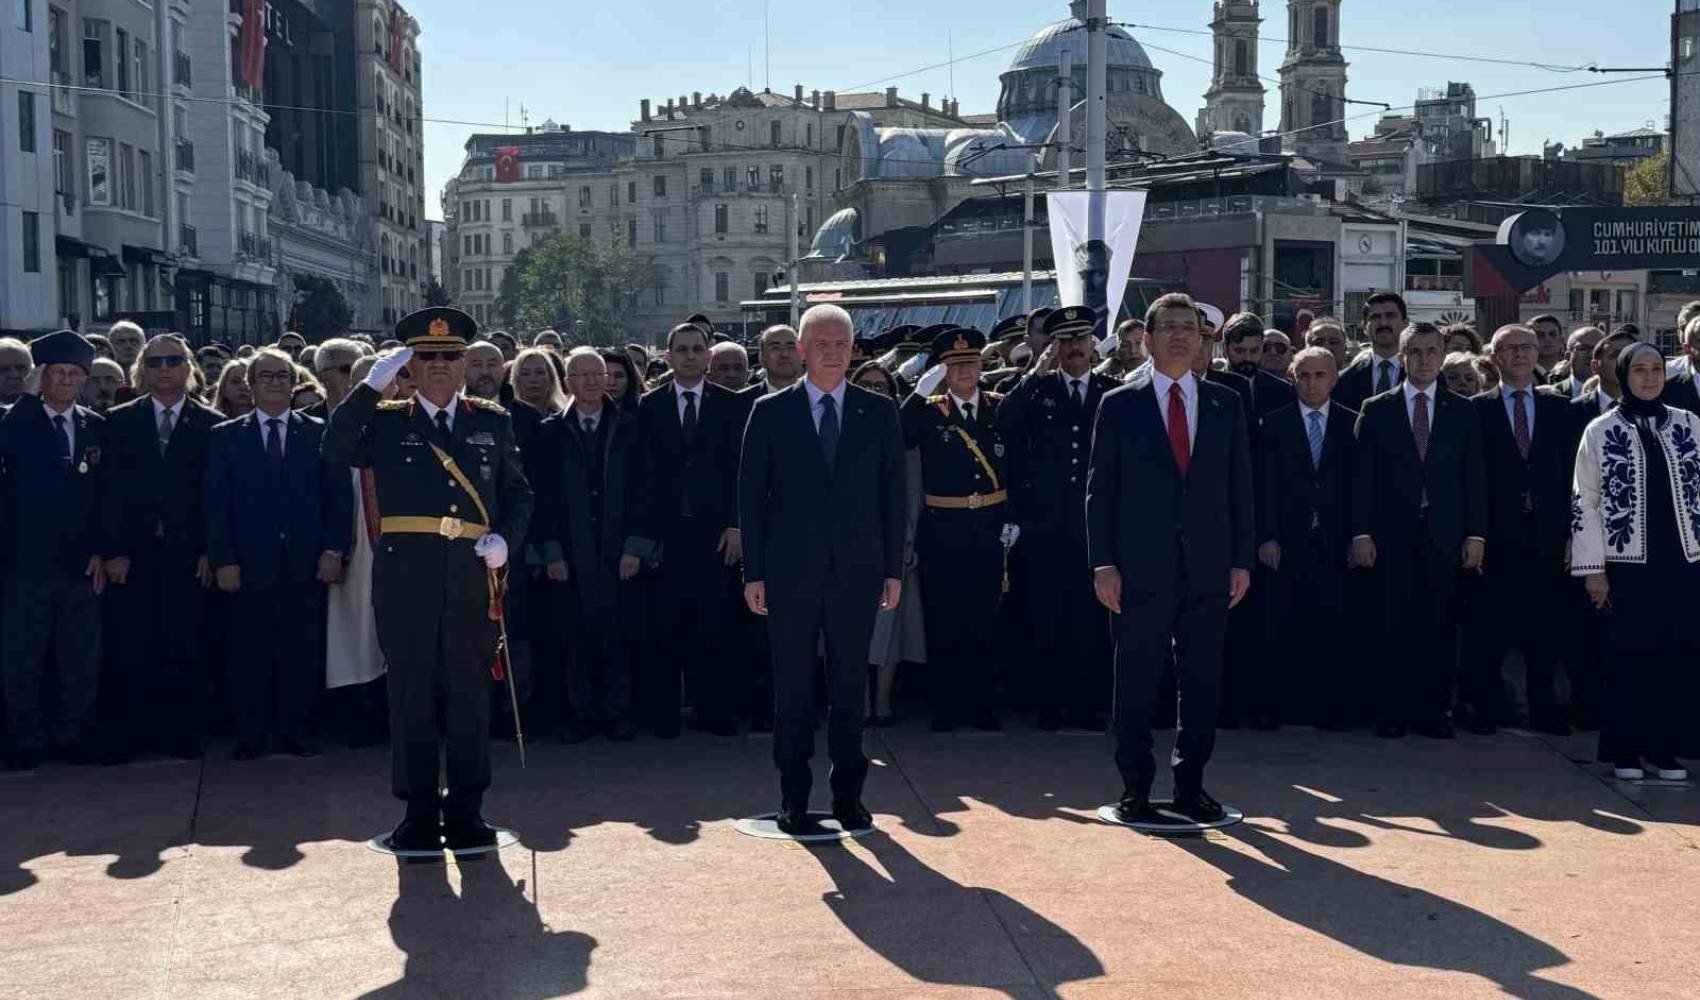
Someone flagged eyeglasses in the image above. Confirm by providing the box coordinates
[144,355,187,368]
[252,370,294,384]
[413,351,463,362]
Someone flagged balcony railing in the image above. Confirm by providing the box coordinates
[1406,274,1464,292]
[521,211,559,228]
[173,51,192,88]
[50,72,73,115]
[690,180,794,199]
[178,224,198,258]
[238,230,272,260]
[174,138,195,173]
[233,149,270,185]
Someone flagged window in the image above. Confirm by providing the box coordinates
[714,271,729,303]
[114,27,128,97]
[653,213,666,243]
[463,234,472,255]
[138,148,152,216]
[753,205,768,233]
[834,168,841,190]
[82,18,106,88]
[21,211,39,272]
[652,175,666,197]
[462,268,472,289]
[16,0,29,31]
[52,129,69,192]
[754,272,769,298]
[501,198,511,221]
[133,39,147,103]
[18,91,34,152]
[770,164,784,189]
[502,232,513,254]
[805,165,813,190]
[526,164,543,178]
[747,166,760,190]
[770,120,781,147]
[579,223,591,239]
[698,126,711,151]
[48,7,64,76]
[1234,40,1248,77]
[627,218,637,245]
[653,135,664,158]
[85,136,109,205]
[699,166,713,190]
[724,166,737,190]
[578,185,591,207]
[1313,7,1329,48]
[714,203,728,234]
[627,180,636,203]
[806,123,813,147]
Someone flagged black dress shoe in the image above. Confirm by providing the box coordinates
[748,716,774,734]
[281,741,319,758]
[971,715,1003,732]
[232,744,263,761]
[929,716,956,733]
[1248,714,1280,731]
[559,722,594,744]
[444,817,500,851]
[62,742,100,766]
[1315,720,1352,732]
[654,723,681,740]
[831,801,873,832]
[1036,710,1063,732]
[1415,722,1456,740]
[170,742,204,760]
[389,819,443,853]
[1065,713,1107,733]
[605,719,636,743]
[1375,724,1407,739]
[1113,795,1166,825]
[1528,715,1573,737]
[4,748,42,772]
[775,808,819,836]
[1170,789,1227,824]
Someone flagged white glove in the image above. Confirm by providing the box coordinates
[1001,523,1021,547]
[364,347,413,392]
[474,532,508,570]
[913,363,947,397]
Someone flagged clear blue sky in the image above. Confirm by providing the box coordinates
[411,0,1676,216]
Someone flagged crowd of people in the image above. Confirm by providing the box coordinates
[2,293,1697,789]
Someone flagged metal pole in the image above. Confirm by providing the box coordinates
[1022,173,1035,313]
[788,192,801,326]
[1084,0,1108,329]
[1055,47,1072,190]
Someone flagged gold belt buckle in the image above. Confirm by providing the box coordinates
[438,516,465,540]
[967,493,984,509]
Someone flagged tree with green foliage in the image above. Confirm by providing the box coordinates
[287,274,353,342]
[1624,151,1670,207]
[423,279,452,307]
[494,233,653,342]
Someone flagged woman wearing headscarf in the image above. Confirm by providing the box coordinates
[1571,341,1700,780]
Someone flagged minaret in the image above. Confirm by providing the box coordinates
[1277,0,1350,164]
[1197,1,1266,142]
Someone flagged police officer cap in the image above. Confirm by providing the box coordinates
[1025,306,1055,332]
[930,326,987,365]
[1042,306,1097,340]
[888,324,924,348]
[989,314,1028,344]
[29,329,95,372]
[396,306,475,350]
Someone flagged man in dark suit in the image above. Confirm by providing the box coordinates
[1333,292,1408,411]
[1349,322,1487,738]
[998,307,1119,730]
[1088,293,1254,825]
[1461,324,1574,735]
[740,304,905,835]
[1529,314,1565,384]
[1220,311,1297,423]
[0,331,108,770]
[1549,327,1604,400]
[101,333,222,761]
[204,348,353,759]
[624,321,744,737]
[535,348,641,743]
[1257,347,1357,729]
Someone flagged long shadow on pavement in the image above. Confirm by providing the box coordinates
[1179,823,1600,1000]
[359,857,597,1000]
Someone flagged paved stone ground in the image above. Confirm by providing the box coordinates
[2,724,1697,999]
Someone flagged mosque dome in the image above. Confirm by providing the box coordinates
[1006,18,1155,74]
[807,207,859,261]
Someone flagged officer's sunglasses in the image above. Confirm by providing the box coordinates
[414,351,463,362]
[144,355,187,368]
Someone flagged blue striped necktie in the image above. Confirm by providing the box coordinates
[1306,409,1324,469]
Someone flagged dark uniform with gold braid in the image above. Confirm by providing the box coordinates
[900,326,1013,731]
[322,307,532,852]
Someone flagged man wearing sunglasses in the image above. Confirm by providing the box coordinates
[307,337,365,419]
[324,306,532,854]
[100,334,222,762]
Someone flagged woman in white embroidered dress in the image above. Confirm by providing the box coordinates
[324,354,390,744]
[1571,342,1700,781]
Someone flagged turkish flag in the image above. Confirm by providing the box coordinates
[239,0,265,92]
[494,147,520,183]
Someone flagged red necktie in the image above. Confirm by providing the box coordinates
[1167,382,1190,476]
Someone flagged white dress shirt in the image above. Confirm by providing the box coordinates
[1150,369,1198,449]
[576,406,602,435]
[1299,399,1331,427]
[1059,371,1090,401]
[417,391,462,433]
[802,378,848,431]
[672,378,706,423]
[1368,353,1403,390]
[255,407,290,456]
[152,396,184,428]
[949,388,983,423]
[44,401,74,456]
[1500,382,1537,439]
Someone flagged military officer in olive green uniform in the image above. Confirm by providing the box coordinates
[901,326,1020,732]
[323,307,532,853]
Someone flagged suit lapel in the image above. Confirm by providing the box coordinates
[1129,378,1181,478]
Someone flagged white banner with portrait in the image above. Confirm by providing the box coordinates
[1046,190,1148,334]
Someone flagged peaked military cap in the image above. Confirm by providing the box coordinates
[396,307,475,350]
[1042,306,1097,340]
[29,329,95,372]
[930,327,986,365]
[1025,306,1055,331]
[990,314,1028,344]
